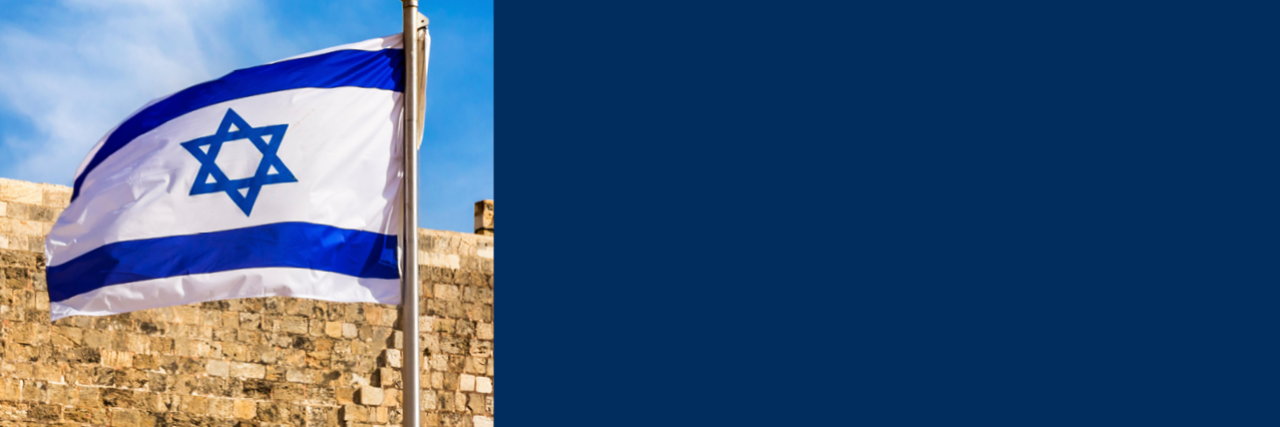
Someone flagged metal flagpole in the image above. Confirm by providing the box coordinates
[401,1,423,426]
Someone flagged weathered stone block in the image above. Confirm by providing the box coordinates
[460,374,475,392]
[453,391,470,412]
[358,386,384,406]
[233,399,256,419]
[229,362,265,379]
[0,179,43,205]
[64,406,93,422]
[126,334,150,353]
[29,403,61,421]
[434,284,461,301]
[440,335,469,355]
[222,342,251,362]
[102,349,133,368]
[469,339,493,358]
[43,186,71,207]
[46,383,76,405]
[274,382,305,400]
[324,321,343,338]
[132,354,160,370]
[340,403,366,421]
[375,367,399,388]
[101,388,134,408]
[281,315,308,334]
[476,376,492,393]
[382,349,403,368]
[33,364,62,383]
[238,312,261,329]
[207,360,230,377]
[208,398,234,418]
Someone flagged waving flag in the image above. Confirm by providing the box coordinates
[45,32,430,321]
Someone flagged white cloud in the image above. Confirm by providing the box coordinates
[0,0,296,185]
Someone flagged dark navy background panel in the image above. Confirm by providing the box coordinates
[71,48,406,201]
[47,222,400,302]
[500,0,1280,425]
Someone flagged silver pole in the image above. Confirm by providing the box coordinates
[401,1,422,426]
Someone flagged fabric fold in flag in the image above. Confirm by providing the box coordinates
[45,31,432,321]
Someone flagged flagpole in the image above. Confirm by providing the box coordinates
[401,1,423,426]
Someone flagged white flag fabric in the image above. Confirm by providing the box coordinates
[45,32,430,321]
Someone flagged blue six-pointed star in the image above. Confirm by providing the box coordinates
[181,109,297,216]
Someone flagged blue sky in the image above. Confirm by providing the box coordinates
[0,0,492,233]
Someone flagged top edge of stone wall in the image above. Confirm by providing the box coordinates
[0,177,72,208]
[0,177,490,243]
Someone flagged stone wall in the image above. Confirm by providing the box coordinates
[0,178,494,426]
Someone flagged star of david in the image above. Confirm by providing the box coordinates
[180,108,297,216]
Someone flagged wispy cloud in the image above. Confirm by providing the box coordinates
[0,0,296,185]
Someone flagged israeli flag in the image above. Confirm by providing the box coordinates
[45,32,429,321]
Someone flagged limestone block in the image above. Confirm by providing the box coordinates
[382,348,403,368]
[473,200,494,235]
[125,334,149,354]
[381,388,400,407]
[42,186,71,207]
[34,363,62,383]
[324,321,343,338]
[0,179,43,205]
[460,374,475,391]
[0,202,5,218]
[477,322,494,340]
[110,408,152,427]
[207,360,229,377]
[281,315,308,334]
[233,399,256,419]
[208,399,234,418]
[341,322,358,338]
[464,357,487,374]
[132,354,159,370]
[434,284,460,301]
[358,386,384,406]
[230,362,265,379]
[421,251,461,269]
[427,354,448,371]
[0,218,42,237]
[433,318,453,334]
[101,350,132,368]
[468,392,487,413]
[470,339,493,358]
[46,384,76,405]
[476,376,492,393]
[474,415,494,427]
[286,368,316,384]
[340,403,367,421]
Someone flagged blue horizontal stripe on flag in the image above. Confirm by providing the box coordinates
[47,222,400,303]
[71,48,406,201]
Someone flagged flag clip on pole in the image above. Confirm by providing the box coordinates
[402,1,426,426]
